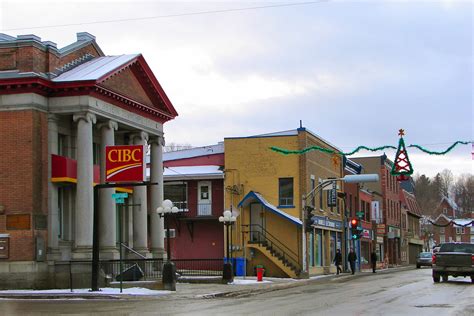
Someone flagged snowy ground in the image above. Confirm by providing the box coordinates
[0,287,170,296]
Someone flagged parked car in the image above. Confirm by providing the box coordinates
[416,252,433,268]
[432,242,474,283]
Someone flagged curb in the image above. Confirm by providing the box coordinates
[200,265,415,298]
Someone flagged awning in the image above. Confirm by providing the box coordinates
[238,191,302,227]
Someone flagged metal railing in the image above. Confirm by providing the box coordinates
[243,224,301,272]
[68,258,224,290]
[197,202,212,216]
[173,259,223,276]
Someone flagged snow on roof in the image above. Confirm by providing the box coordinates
[441,196,459,210]
[52,54,139,82]
[238,191,302,226]
[163,143,224,162]
[452,219,473,227]
[146,165,223,180]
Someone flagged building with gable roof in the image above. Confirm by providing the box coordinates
[0,33,177,289]
[224,127,345,278]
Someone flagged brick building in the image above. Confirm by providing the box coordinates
[0,33,177,289]
[352,155,402,266]
[431,197,473,245]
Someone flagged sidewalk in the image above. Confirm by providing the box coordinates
[0,265,414,300]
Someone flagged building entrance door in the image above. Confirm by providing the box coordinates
[250,203,264,242]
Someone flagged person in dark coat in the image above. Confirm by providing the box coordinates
[333,249,342,275]
[371,250,377,273]
[348,248,357,275]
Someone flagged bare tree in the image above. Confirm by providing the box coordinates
[453,174,474,216]
[439,169,454,198]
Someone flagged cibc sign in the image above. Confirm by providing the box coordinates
[105,145,144,183]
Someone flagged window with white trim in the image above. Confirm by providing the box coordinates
[455,227,465,235]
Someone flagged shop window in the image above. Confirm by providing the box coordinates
[278,178,294,207]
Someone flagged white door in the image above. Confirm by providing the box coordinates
[198,181,212,215]
[250,203,264,242]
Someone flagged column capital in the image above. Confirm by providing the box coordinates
[48,114,59,123]
[73,112,97,124]
[97,120,118,131]
[149,135,165,146]
[129,131,149,144]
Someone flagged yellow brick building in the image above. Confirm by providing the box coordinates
[224,128,345,278]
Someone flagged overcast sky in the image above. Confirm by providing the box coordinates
[1,0,472,178]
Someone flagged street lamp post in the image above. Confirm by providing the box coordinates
[219,210,236,284]
[301,174,379,275]
[156,199,181,291]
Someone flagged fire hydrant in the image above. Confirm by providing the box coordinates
[256,267,264,282]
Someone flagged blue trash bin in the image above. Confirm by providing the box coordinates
[235,257,245,276]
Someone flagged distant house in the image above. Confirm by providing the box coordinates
[153,143,225,259]
[432,213,472,245]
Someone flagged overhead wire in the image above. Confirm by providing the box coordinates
[1,0,330,32]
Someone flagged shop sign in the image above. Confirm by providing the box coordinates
[327,181,337,207]
[376,236,384,243]
[388,226,401,238]
[362,229,371,239]
[313,216,342,230]
[105,145,144,183]
[376,224,386,235]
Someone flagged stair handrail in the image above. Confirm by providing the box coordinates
[243,224,301,271]
[121,243,146,259]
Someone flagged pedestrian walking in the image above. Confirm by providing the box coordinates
[348,248,357,275]
[371,250,377,273]
[333,249,342,275]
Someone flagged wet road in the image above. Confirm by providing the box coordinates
[1,268,472,315]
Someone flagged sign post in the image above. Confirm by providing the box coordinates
[91,145,156,292]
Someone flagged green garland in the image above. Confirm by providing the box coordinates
[408,141,472,155]
[270,140,472,156]
[270,145,397,156]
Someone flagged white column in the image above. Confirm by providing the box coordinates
[149,135,165,258]
[98,120,118,258]
[47,114,60,259]
[72,112,96,257]
[130,131,149,255]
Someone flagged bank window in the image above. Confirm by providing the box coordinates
[279,178,294,207]
[58,134,68,156]
[92,142,100,165]
[310,176,316,208]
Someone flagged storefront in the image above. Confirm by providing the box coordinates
[309,216,343,274]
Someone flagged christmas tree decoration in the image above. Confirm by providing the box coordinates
[390,129,413,181]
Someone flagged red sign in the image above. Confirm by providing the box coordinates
[105,145,144,183]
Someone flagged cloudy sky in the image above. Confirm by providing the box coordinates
[1,0,472,177]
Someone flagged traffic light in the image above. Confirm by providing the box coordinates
[305,205,314,231]
[350,218,363,240]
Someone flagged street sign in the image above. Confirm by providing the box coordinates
[115,198,125,204]
[356,211,364,218]
[112,193,128,199]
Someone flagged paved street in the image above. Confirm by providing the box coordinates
[0,268,472,316]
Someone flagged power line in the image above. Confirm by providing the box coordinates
[1,1,330,32]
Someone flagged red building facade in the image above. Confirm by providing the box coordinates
[160,144,225,260]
